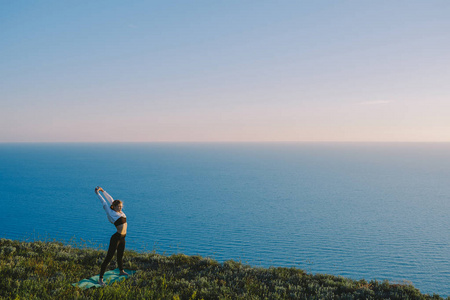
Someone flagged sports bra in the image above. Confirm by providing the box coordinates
[114,216,127,226]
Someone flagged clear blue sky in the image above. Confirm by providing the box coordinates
[1,1,449,142]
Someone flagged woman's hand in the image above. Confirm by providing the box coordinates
[95,186,104,193]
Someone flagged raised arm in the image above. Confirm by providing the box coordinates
[102,190,114,205]
[95,186,113,207]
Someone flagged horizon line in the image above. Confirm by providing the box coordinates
[1,140,450,144]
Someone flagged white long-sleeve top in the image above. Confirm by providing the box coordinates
[96,190,126,225]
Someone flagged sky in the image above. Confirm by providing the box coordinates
[1,1,449,143]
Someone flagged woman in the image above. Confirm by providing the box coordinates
[95,186,128,286]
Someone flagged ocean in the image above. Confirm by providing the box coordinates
[1,142,449,296]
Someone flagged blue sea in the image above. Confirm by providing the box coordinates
[1,142,449,296]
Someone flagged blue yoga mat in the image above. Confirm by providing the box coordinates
[72,269,136,290]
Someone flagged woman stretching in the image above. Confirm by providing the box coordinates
[95,186,128,286]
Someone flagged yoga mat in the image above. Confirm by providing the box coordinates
[72,269,136,290]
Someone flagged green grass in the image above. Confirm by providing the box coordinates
[0,238,446,299]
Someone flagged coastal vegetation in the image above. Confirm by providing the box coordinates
[0,238,445,299]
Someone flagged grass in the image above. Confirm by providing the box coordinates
[0,238,446,299]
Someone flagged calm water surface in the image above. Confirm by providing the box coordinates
[1,143,449,296]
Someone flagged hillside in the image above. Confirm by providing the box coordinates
[0,239,445,299]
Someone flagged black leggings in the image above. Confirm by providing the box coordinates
[100,232,126,278]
